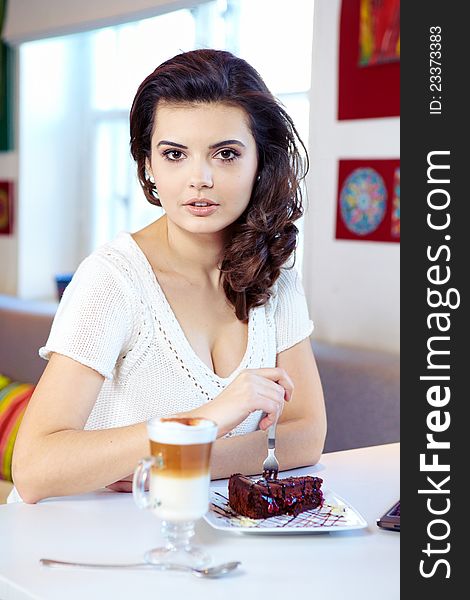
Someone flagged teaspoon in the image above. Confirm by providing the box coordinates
[40,558,241,578]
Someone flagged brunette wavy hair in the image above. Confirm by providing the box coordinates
[130,49,309,321]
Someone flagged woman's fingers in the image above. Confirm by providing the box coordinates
[245,368,294,402]
[258,412,278,431]
[106,474,149,493]
[106,481,133,493]
[247,369,292,429]
[250,397,281,417]
[254,379,285,403]
[195,367,294,438]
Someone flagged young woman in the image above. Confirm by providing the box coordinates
[11,49,326,503]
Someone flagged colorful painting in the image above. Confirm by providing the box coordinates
[359,0,400,66]
[391,167,400,238]
[338,0,400,120]
[0,180,13,234]
[335,159,400,243]
[340,168,387,235]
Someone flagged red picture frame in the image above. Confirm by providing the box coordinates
[338,0,400,120]
[0,180,14,235]
[335,159,400,243]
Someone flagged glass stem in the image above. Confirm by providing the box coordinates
[161,520,195,550]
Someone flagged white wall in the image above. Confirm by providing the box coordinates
[0,152,18,295]
[0,48,19,296]
[16,36,86,300]
[302,0,400,353]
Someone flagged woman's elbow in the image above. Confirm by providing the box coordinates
[308,448,323,468]
[305,420,327,466]
[11,453,44,504]
[305,441,324,467]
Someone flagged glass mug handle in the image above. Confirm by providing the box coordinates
[133,454,163,510]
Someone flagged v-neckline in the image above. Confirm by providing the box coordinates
[125,231,253,382]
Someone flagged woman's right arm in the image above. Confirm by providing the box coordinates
[13,355,290,503]
[12,352,149,504]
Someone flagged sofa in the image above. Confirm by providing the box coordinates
[0,294,399,503]
[312,340,400,452]
[0,295,57,384]
[0,295,58,502]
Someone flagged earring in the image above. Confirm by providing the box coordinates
[146,171,155,184]
[145,171,160,202]
[152,182,160,200]
[256,174,261,181]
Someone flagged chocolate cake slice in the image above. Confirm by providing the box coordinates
[228,473,323,519]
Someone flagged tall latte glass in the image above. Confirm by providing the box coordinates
[133,416,217,567]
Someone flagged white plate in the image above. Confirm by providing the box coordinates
[204,479,367,534]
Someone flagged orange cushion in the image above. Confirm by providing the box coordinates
[0,374,34,481]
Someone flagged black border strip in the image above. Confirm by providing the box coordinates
[401,3,465,595]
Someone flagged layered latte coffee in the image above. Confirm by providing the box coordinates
[147,417,217,521]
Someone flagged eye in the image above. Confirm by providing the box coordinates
[215,148,240,162]
[162,150,185,161]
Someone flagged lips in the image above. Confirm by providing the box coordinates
[183,199,220,217]
[183,198,220,217]
[184,198,219,207]
[184,205,219,217]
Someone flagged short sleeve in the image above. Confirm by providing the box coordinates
[39,255,133,379]
[273,267,314,354]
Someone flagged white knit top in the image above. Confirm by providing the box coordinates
[39,232,314,436]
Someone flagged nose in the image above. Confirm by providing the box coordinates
[189,159,213,189]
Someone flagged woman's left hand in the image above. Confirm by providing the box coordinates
[106,474,148,493]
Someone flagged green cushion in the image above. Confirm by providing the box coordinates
[0,374,34,481]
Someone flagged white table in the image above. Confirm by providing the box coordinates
[0,443,399,600]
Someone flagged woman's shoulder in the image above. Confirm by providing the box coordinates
[92,231,141,267]
[80,231,150,290]
[276,264,302,288]
[269,264,303,304]
[265,264,309,322]
[268,264,313,351]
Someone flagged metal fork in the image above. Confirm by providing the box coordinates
[262,422,279,480]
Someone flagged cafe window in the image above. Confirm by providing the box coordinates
[18,0,314,299]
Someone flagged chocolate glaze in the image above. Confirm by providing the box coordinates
[228,473,324,519]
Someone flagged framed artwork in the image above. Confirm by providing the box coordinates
[338,0,400,120]
[335,159,400,243]
[359,0,400,66]
[0,180,13,234]
[1,0,14,152]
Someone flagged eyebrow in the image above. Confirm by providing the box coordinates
[157,139,246,150]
